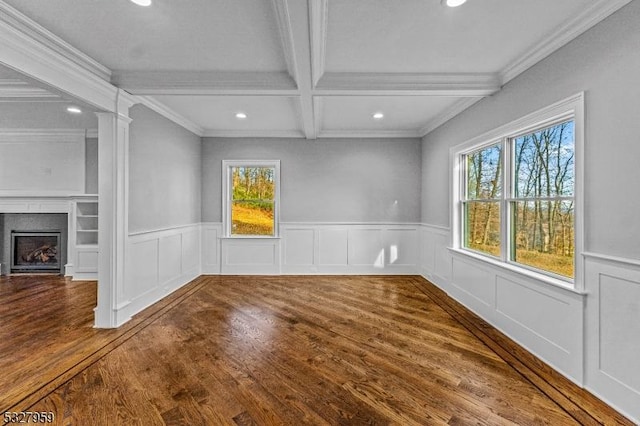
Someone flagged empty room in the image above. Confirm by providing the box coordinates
[0,0,639,424]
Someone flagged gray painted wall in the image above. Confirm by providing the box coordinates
[0,102,98,129]
[421,1,640,259]
[85,137,98,194]
[128,104,202,233]
[202,137,422,223]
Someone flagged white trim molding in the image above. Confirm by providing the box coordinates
[500,0,634,84]
[137,96,204,137]
[123,224,201,322]
[316,72,501,96]
[450,92,585,291]
[309,0,328,87]
[584,253,640,423]
[0,2,111,81]
[281,222,419,275]
[221,159,281,238]
[0,4,117,112]
[271,0,298,84]
[418,223,585,385]
[111,71,298,96]
[0,78,60,100]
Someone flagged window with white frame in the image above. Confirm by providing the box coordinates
[454,94,583,284]
[222,160,280,237]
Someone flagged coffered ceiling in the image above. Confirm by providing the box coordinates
[0,0,632,138]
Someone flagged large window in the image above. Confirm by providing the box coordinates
[223,160,280,237]
[455,94,583,285]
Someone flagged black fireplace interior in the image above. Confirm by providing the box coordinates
[11,231,62,273]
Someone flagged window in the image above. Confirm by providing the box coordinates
[222,160,280,237]
[454,94,583,285]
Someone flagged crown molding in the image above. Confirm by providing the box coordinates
[0,128,86,143]
[316,72,501,96]
[271,0,298,84]
[0,11,118,112]
[500,0,634,84]
[318,129,422,139]
[137,96,204,137]
[309,0,328,87]
[202,129,305,138]
[419,97,483,137]
[0,1,111,81]
[112,71,298,96]
[0,78,60,99]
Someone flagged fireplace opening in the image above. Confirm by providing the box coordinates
[11,231,62,273]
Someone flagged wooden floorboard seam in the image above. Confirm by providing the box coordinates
[410,276,632,426]
[8,277,210,415]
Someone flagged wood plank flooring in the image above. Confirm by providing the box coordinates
[0,275,632,425]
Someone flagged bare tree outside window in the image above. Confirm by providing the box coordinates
[511,120,575,277]
[462,120,575,278]
[464,143,502,257]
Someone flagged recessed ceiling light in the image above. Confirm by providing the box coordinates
[130,0,152,6]
[372,112,384,120]
[235,112,247,119]
[441,0,467,7]
[66,106,82,114]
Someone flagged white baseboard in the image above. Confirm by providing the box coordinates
[418,223,584,385]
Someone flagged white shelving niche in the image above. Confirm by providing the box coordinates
[70,195,98,280]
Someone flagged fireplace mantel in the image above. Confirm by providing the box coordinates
[0,194,95,214]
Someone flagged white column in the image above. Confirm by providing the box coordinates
[94,91,136,328]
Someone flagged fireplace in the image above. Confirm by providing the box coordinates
[11,231,62,273]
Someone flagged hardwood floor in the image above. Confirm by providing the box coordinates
[0,275,632,425]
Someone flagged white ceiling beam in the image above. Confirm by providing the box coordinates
[309,0,328,88]
[316,72,501,96]
[318,129,422,139]
[280,0,316,139]
[0,1,110,81]
[202,129,305,138]
[112,71,298,96]
[0,78,61,100]
[0,5,118,112]
[271,0,298,84]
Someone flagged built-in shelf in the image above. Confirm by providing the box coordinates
[76,200,98,246]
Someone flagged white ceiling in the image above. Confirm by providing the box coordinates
[0,0,632,138]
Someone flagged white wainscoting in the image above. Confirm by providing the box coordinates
[119,224,201,322]
[419,223,585,385]
[72,246,99,280]
[220,237,281,275]
[281,223,419,275]
[584,253,640,423]
[201,222,222,274]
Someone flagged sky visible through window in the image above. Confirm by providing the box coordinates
[464,120,575,278]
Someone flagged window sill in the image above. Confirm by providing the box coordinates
[219,236,281,240]
[447,247,587,296]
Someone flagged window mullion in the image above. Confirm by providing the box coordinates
[501,137,511,263]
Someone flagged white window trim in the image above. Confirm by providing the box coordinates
[450,92,585,291]
[222,159,281,238]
